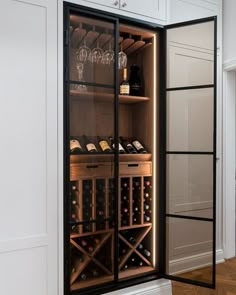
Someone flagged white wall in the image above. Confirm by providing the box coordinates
[223,0,236,63]
[222,0,236,259]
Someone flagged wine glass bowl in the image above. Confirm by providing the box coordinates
[89,40,104,64]
[118,48,127,69]
[76,40,91,63]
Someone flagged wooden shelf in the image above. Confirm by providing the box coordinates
[70,153,152,164]
[119,266,154,280]
[70,90,150,104]
[119,223,152,231]
[71,275,114,291]
[70,228,114,239]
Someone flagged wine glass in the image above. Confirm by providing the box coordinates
[75,62,87,92]
[102,40,114,65]
[76,39,91,63]
[89,39,104,64]
[118,44,127,70]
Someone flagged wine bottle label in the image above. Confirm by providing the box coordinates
[120,84,130,95]
[99,140,110,151]
[70,139,82,150]
[86,143,96,151]
[132,140,144,150]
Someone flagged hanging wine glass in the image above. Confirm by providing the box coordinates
[118,43,127,70]
[76,38,91,63]
[102,39,114,65]
[75,61,87,92]
[89,38,104,64]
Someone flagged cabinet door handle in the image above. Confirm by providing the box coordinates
[121,1,127,7]
[86,165,98,169]
[113,0,119,5]
[128,163,139,167]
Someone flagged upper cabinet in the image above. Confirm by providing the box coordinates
[168,0,220,48]
[169,0,220,23]
[119,0,166,21]
[81,0,167,22]
[84,0,120,9]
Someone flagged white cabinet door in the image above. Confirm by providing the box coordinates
[169,0,219,23]
[0,0,57,295]
[119,0,166,21]
[83,0,120,9]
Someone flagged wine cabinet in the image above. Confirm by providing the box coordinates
[64,3,217,295]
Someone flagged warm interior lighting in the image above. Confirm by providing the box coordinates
[153,33,157,267]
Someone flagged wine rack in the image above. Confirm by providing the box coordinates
[69,161,154,288]
[118,175,154,278]
[70,231,114,290]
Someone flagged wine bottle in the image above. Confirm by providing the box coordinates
[109,136,126,154]
[92,269,99,277]
[144,203,150,210]
[87,245,94,253]
[70,138,83,153]
[138,260,144,266]
[71,185,77,191]
[123,207,129,213]
[80,273,87,281]
[71,213,77,221]
[144,180,151,187]
[144,214,151,222]
[83,135,97,153]
[143,249,151,257]
[120,68,130,95]
[97,136,112,153]
[132,139,147,153]
[81,239,87,247]
[97,210,104,216]
[122,195,128,201]
[123,182,129,188]
[93,237,100,245]
[129,64,143,96]
[144,192,150,198]
[120,137,137,154]
[128,236,136,244]
[137,243,144,250]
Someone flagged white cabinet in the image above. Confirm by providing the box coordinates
[84,0,120,9]
[169,0,220,23]
[119,0,166,21]
[82,0,166,21]
[0,0,58,295]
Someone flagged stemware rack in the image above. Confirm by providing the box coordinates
[69,21,153,56]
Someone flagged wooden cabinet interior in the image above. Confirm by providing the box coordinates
[68,17,159,291]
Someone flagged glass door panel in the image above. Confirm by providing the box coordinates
[166,154,213,219]
[164,18,216,288]
[65,9,117,292]
[166,217,213,285]
[166,21,214,89]
[167,88,214,152]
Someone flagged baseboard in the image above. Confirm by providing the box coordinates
[105,279,172,295]
[169,249,224,275]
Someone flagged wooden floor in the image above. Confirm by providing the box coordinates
[172,258,236,295]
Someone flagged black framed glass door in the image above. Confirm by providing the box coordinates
[163,17,217,288]
[64,6,119,293]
